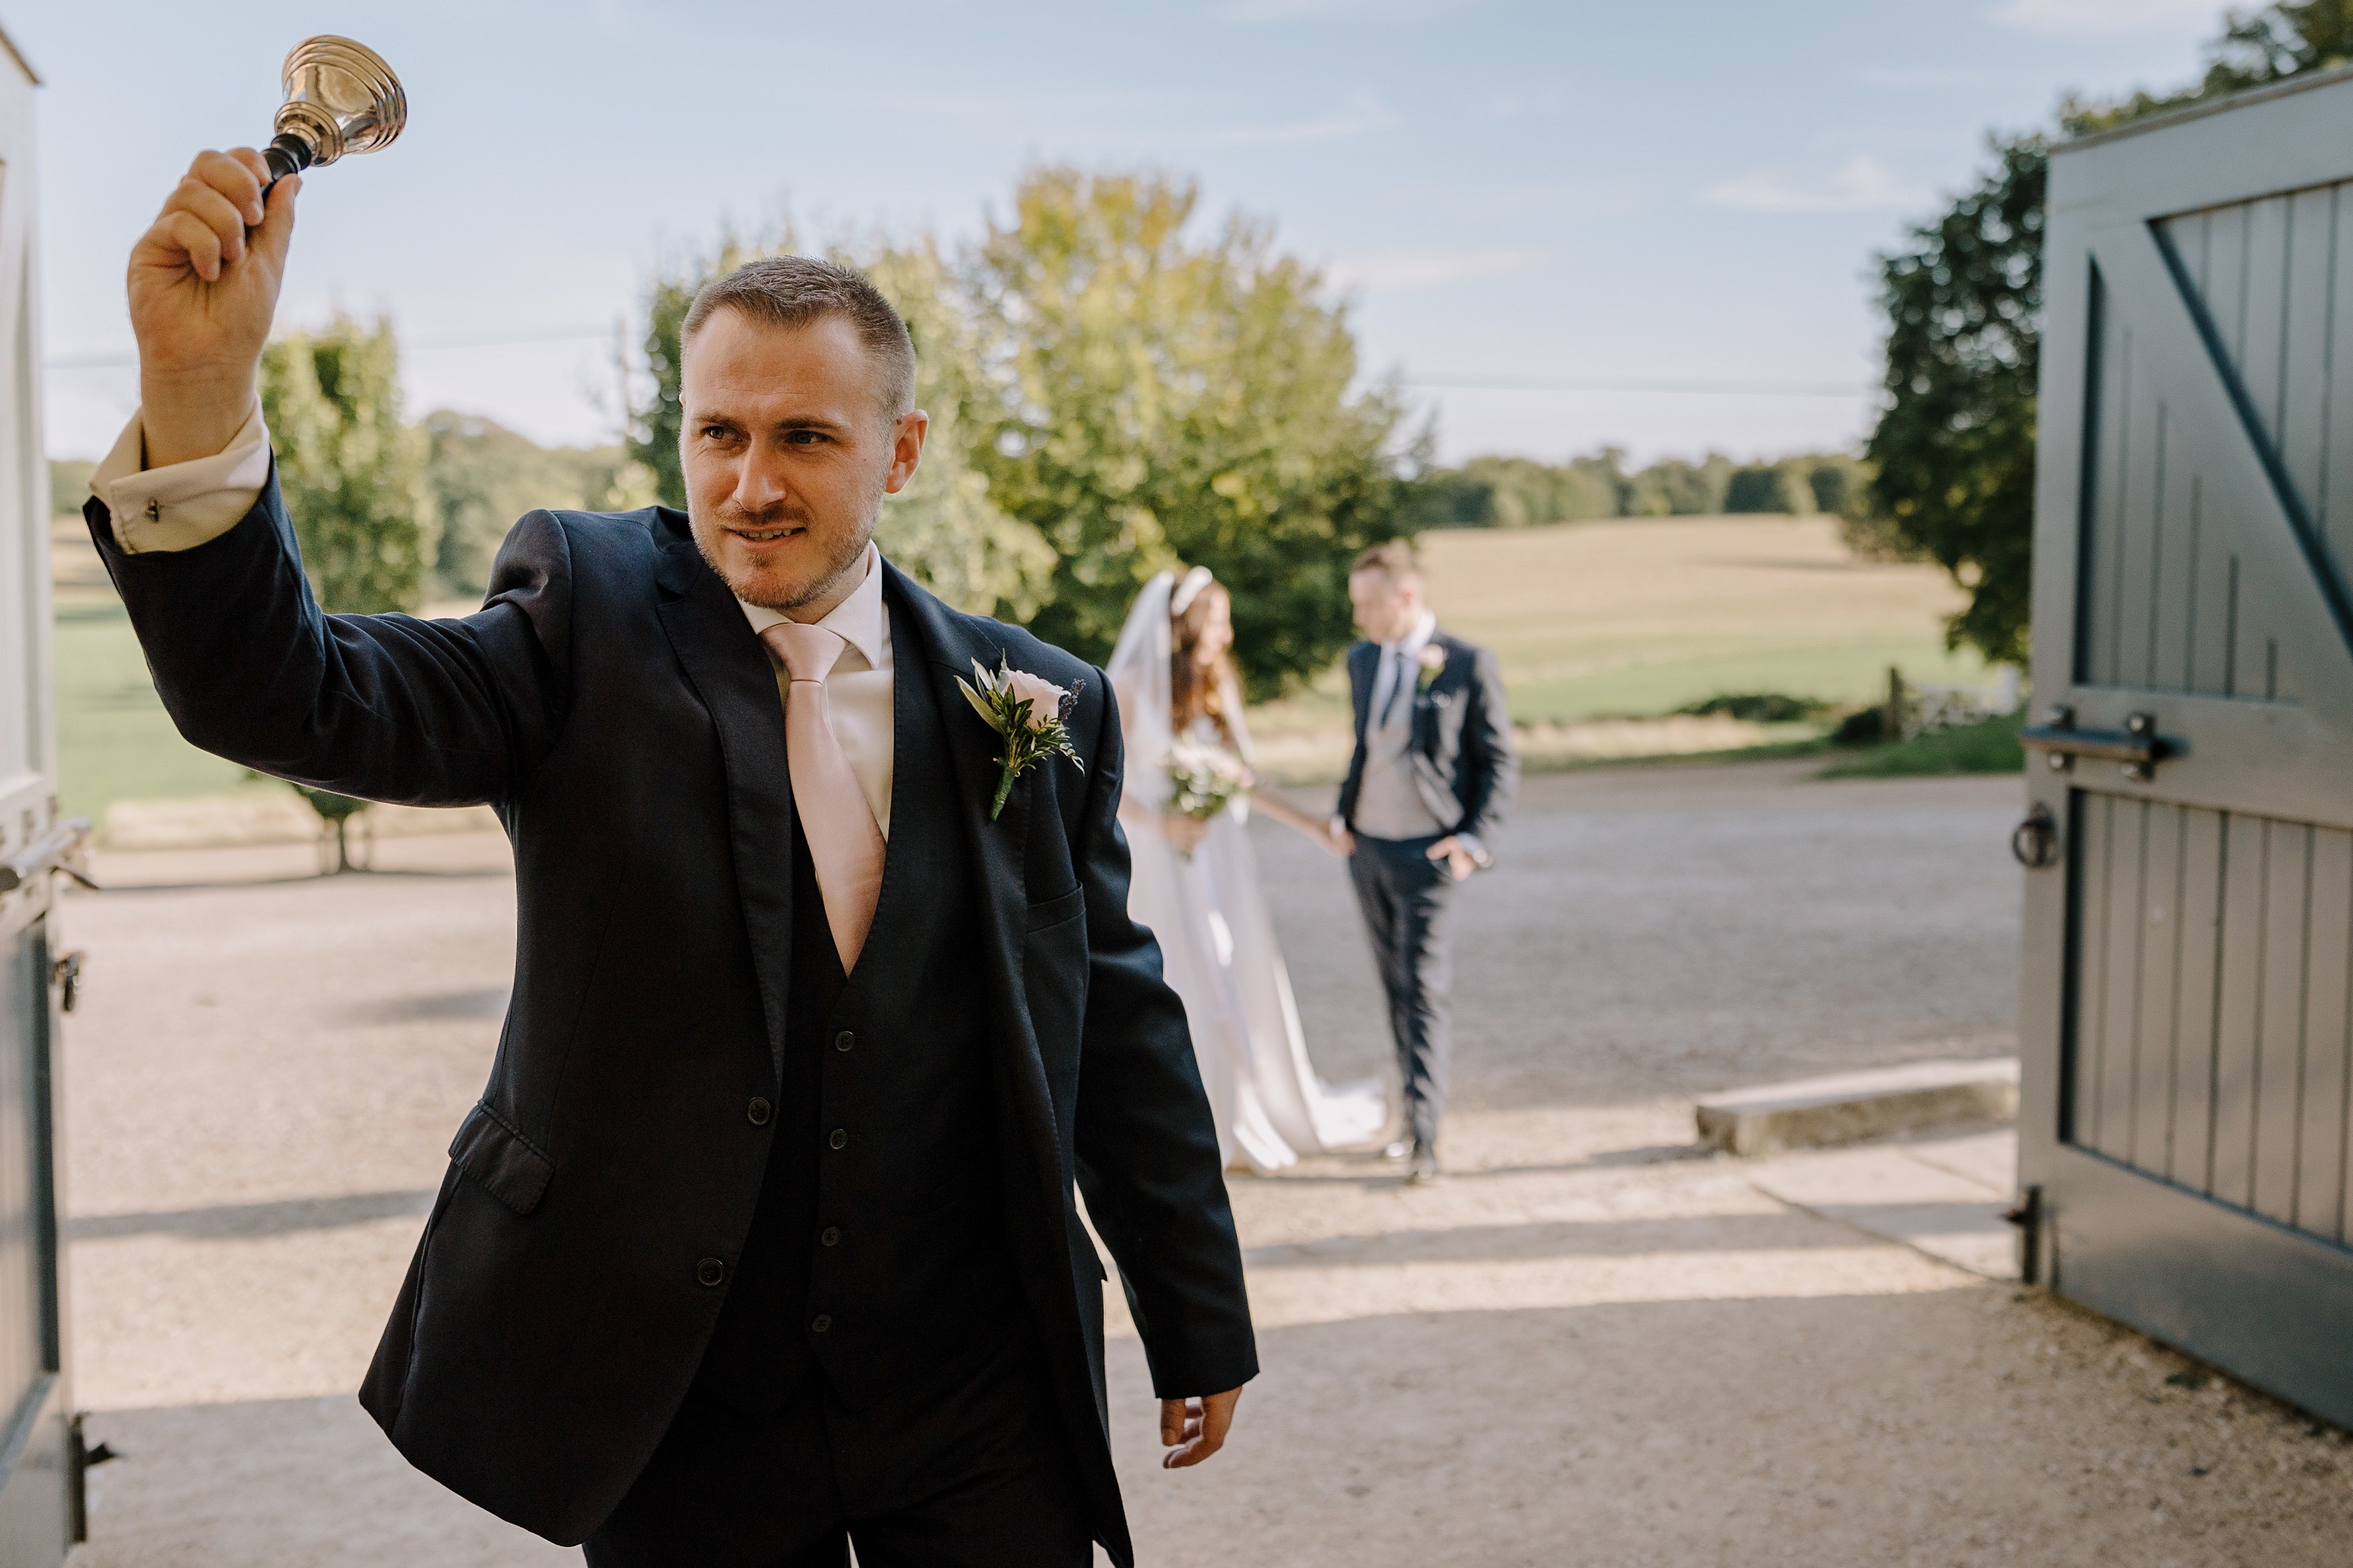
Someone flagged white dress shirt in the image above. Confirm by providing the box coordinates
[1367,609,1439,726]
[88,405,898,837]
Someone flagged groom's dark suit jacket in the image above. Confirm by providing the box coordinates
[85,480,1256,1563]
[1335,630,1517,846]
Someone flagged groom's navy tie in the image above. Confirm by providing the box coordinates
[1379,647,1410,726]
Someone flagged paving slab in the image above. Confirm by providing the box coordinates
[1744,1129,2022,1280]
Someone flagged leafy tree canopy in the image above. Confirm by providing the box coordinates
[260,315,430,614]
[1867,1,2353,664]
[423,411,654,600]
[968,169,1411,696]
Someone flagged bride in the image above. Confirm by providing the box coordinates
[1108,567,1387,1172]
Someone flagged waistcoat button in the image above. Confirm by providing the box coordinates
[696,1257,725,1287]
[834,1030,856,1053]
[828,1128,848,1151]
[820,1226,841,1247]
[811,1314,832,1333]
[746,1097,772,1126]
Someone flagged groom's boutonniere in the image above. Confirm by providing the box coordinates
[1414,643,1447,694]
[958,657,1085,820]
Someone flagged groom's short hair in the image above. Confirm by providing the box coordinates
[681,256,917,422]
[1351,539,1423,586]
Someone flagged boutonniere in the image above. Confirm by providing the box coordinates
[958,657,1085,820]
[1414,643,1448,694]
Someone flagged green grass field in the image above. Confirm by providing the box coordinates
[50,510,1999,821]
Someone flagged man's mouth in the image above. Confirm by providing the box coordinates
[729,522,805,545]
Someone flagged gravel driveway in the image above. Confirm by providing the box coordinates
[55,761,2353,1565]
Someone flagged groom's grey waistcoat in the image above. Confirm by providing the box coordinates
[695,606,1025,1414]
[81,480,1255,1566]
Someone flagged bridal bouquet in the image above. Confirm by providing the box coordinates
[1165,742,1252,823]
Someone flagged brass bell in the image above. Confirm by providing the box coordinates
[263,36,405,188]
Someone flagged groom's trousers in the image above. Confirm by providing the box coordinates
[1348,832,1459,1148]
[582,1331,1091,1567]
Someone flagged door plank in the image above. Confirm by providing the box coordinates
[2251,820,2313,1224]
[2169,806,2227,1187]
[2132,802,2189,1171]
[2096,797,2152,1160]
[2326,186,2353,578]
[2210,811,2266,1206]
[2297,826,2353,1241]
[2239,195,2292,444]
[2278,185,2337,526]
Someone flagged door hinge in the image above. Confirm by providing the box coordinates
[51,952,83,1014]
[2001,1184,2044,1286]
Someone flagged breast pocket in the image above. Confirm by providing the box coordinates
[1024,884,1085,934]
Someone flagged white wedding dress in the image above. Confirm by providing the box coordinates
[1108,574,1388,1173]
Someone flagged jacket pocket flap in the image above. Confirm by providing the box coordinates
[1025,884,1085,932]
[447,1102,553,1215]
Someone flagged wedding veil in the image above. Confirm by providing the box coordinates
[1105,571,1176,808]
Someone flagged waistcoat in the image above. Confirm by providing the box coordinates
[693,593,1022,1415]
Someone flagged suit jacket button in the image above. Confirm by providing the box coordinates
[828,1128,848,1151]
[746,1097,772,1126]
[834,1030,856,1053]
[810,1314,832,1333]
[696,1257,725,1287]
[820,1226,841,1247]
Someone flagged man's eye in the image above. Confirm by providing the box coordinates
[701,425,733,441]
[787,430,825,445]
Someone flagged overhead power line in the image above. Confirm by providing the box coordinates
[46,323,619,370]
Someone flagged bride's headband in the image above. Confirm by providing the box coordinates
[1170,566,1215,618]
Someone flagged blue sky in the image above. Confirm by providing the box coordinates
[20,0,2225,465]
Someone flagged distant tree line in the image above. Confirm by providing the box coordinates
[1868,0,2353,667]
[1408,449,1874,530]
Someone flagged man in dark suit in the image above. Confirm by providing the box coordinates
[1330,540,1518,1185]
[89,148,1252,1566]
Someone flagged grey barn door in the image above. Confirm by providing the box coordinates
[2021,65,2353,1429]
[0,28,76,1565]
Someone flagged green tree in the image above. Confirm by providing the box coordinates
[423,411,655,599]
[1866,136,2044,664]
[1868,2,2353,663]
[259,315,430,613]
[967,168,1410,694]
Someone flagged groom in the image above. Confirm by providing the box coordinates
[1331,541,1517,1185]
[89,149,1253,1565]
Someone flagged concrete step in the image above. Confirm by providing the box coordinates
[1695,1057,2019,1157]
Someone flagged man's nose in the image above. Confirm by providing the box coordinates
[733,450,789,513]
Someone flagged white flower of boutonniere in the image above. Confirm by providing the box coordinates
[1414,642,1448,694]
[957,657,1086,820]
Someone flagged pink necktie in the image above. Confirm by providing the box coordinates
[761,622,886,971]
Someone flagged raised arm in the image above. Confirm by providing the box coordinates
[91,149,567,807]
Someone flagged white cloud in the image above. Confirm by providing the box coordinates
[1986,0,2215,40]
[1217,0,1482,22]
[1326,247,1544,294]
[1704,155,1923,214]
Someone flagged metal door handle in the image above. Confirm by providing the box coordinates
[2011,802,2061,868]
[2018,708,2169,782]
[0,819,95,895]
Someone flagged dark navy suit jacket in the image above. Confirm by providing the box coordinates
[83,481,1255,1563]
[1336,630,1518,850]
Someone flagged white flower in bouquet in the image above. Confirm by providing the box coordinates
[1165,741,1252,823]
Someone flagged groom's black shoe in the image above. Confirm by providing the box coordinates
[1405,1141,1441,1186]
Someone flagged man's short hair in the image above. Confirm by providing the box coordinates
[681,255,917,421]
[1351,538,1423,585]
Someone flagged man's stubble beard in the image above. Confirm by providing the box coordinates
[692,493,881,615]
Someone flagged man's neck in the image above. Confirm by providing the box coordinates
[780,544,873,625]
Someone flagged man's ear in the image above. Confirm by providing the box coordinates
[884,409,930,495]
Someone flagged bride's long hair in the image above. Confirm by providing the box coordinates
[1170,572,1245,748]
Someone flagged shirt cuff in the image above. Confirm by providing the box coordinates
[89,401,272,554]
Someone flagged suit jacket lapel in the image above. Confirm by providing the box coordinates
[885,565,1030,943]
[1349,642,1376,739]
[652,516,796,1083]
